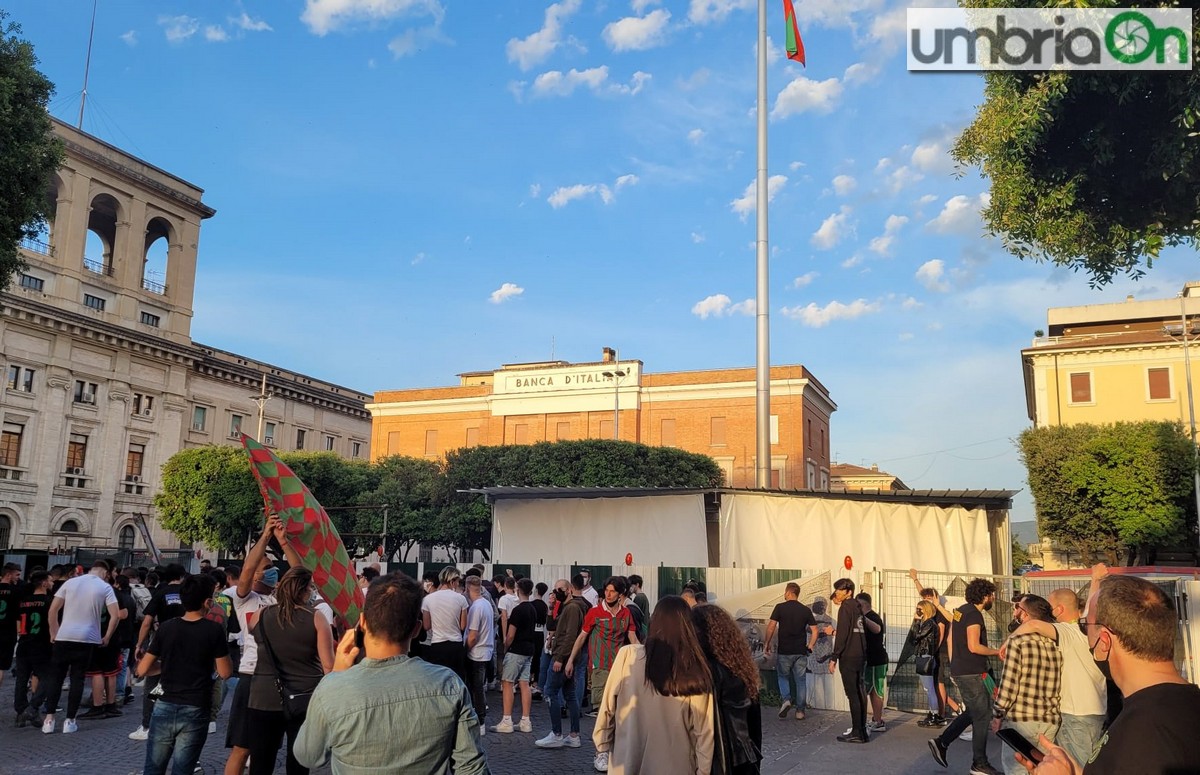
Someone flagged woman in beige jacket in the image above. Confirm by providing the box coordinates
[592,595,716,774]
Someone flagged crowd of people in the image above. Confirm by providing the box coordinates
[3,528,1199,775]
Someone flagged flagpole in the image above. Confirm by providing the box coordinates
[755,0,772,489]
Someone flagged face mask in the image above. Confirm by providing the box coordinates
[1089,637,1114,682]
[1007,618,1022,634]
[554,589,567,602]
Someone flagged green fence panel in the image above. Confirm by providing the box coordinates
[389,562,420,579]
[657,566,707,599]
[492,563,532,580]
[571,565,612,586]
[756,569,805,588]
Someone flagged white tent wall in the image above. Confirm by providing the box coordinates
[491,494,709,568]
[719,493,997,583]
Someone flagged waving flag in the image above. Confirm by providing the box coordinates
[240,433,364,626]
[783,0,806,65]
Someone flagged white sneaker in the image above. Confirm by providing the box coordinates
[868,720,886,732]
[129,725,149,741]
[594,751,610,772]
[844,727,853,736]
[62,719,78,734]
[518,718,534,733]
[41,716,54,734]
[208,721,216,734]
[491,719,515,733]
[565,734,581,748]
[535,732,565,748]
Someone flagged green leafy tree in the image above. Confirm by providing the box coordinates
[154,446,261,551]
[1019,421,1198,564]
[1012,538,1033,574]
[0,12,65,291]
[954,1,1200,285]
[353,456,442,561]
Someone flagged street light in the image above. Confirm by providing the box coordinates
[601,354,626,440]
[249,372,274,441]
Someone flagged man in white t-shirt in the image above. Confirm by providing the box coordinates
[421,566,469,682]
[41,561,120,734]
[464,576,495,735]
[1003,586,1106,765]
[578,569,598,608]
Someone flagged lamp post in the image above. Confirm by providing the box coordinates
[249,373,274,441]
[601,352,626,441]
[1178,294,1200,555]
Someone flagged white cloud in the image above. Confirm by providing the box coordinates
[811,207,851,250]
[688,0,754,25]
[506,0,581,71]
[691,294,755,319]
[610,71,651,95]
[780,298,882,327]
[756,35,783,65]
[918,193,938,206]
[231,12,273,32]
[841,255,863,269]
[603,8,671,52]
[831,174,856,197]
[729,175,787,221]
[411,251,426,265]
[843,62,879,85]
[489,282,525,304]
[898,332,914,341]
[874,156,924,195]
[901,296,923,310]
[615,174,639,189]
[302,0,444,36]
[632,0,661,11]
[548,184,598,209]
[530,66,609,97]
[792,271,818,288]
[159,15,200,42]
[867,4,909,54]
[529,183,541,198]
[868,214,909,256]
[911,137,956,174]
[916,259,950,292]
[204,25,229,42]
[691,231,706,244]
[771,76,843,118]
[789,160,805,171]
[687,128,705,143]
[120,30,137,46]
[388,25,449,57]
[927,193,989,235]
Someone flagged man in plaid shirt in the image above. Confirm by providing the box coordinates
[991,594,1062,775]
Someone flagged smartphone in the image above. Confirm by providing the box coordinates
[354,625,365,652]
[995,728,1044,764]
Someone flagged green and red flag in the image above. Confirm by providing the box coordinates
[240,433,364,626]
[783,0,806,65]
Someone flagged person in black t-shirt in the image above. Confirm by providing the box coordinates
[0,563,24,692]
[136,574,231,775]
[14,571,52,726]
[492,578,537,734]
[764,582,816,720]
[855,593,888,733]
[132,563,187,740]
[530,582,549,699]
[830,578,868,743]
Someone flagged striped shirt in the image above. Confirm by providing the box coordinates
[995,632,1062,724]
[582,604,634,670]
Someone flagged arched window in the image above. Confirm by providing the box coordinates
[59,519,79,533]
[142,216,172,295]
[85,194,120,276]
[118,525,135,550]
[0,515,10,550]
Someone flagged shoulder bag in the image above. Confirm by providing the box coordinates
[258,609,314,721]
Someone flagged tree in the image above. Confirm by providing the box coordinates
[953,1,1200,285]
[1012,538,1033,574]
[353,456,442,561]
[154,446,262,551]
[0,12,64,291]
[1018,421,1198,564]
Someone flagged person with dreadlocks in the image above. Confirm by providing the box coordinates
[247,567,334,775]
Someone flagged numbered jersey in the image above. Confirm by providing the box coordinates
[0,583,19,640]
[16,594,51,655]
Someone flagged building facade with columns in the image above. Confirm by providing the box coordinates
[367,348,836,489]
[0,119,370,555]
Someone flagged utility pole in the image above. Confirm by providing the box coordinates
[1179,293,1200,557]
[601,348,627,440]
[249,373,273,441]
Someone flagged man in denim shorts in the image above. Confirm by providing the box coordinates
[491,578,537,734]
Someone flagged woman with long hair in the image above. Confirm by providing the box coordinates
[593,595,715,774]
[248,567,334,775]
[910,600,944,727]
[692,604,762,775]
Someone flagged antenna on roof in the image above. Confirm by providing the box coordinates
[78,0,98,129]
[550,335,555,360]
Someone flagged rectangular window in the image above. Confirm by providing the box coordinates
[1148,367,1171,401]
[351,441,362,458]
[770,415,779,444]
[465,427,480,447]
[807,462,817,489]
[5,366,17,391]
[710,416,727,446]
[325,435,335,451]
[556,421,571,441]
[598,418,613,439]
[66,433,87,471]
[83,294,105,311]
[73,380,98,404]
[264,422,276,445]
[126,444,145,479]
[296,429,306,450]
[19,274,43,291]
[140,312,160,327]
[514,424,530,445]
[0,423,22,468]
[660,418,676,446]
[132,393,154,416]
[807,419,813,448]
[1069,372,1092,404]
[6,366,34,393]
[230,414,243,437]
[821,427,827,457]
[424,430,438,456]
[192,406,207,431]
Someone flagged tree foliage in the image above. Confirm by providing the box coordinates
[0,12,64,291]
[1018,421,1198,564]
[954,1,1200,285]
[154,446,261,551]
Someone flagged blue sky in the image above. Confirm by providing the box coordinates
[14,1,1198,523]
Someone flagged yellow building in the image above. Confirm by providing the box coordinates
[367,348,836,489]
[829,462,908,491]
[1021,282,1200,428]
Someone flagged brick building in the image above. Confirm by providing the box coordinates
[367,347,836,489]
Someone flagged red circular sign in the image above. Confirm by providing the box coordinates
[625,553,633,566]
[844,555,853,570]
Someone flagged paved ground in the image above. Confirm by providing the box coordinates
[0,684,1005,774]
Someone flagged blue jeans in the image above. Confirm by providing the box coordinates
[545,654,583,736]
[1056,714,1103,768]
[573,646,587,706]
[143,700,209,775]
[776,654,808,710]
[938,675,993,767]
[1002,719,1059,775]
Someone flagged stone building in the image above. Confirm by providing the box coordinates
[0,119,370,555]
